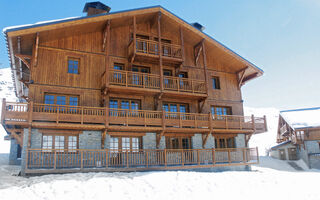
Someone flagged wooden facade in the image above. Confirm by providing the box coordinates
[2,3,266,174]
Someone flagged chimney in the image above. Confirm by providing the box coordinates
[191,22,205,32]
[83,2,111,16]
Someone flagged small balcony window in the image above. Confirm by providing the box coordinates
[212,76,220,90]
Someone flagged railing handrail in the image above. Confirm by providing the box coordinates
[5,101,265,121]
[27,147,257,151]
[135,38,182,49]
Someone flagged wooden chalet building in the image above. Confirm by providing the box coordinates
[1,2,267,175]
[271,107,320,169]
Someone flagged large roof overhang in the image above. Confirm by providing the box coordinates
[4,6,264,99]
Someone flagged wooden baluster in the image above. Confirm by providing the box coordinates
[225,115,228,129]
[144,111,147,127]
[81,107,84,124]
[146,151,149,168]
[197,149,200,165]
[125,71,128,87]
[54,150,57,170]
[212,148,215,165]
[209,113,213,132]
[181,149,184,166]
[252,114,256,132]
[239,116,242,130]
[56,105,59,124]
[126,150,129,168]
[191,80,194,93]
[81,151,83,169]
[228,149,231,163]
[179,113,182,128]
[164,149,167,168]
[242,148,246,163]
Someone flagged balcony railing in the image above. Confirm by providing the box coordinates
[102,70,207,94]
[2,101,267,133]
[128,38,183,60]
[25,147,259,173]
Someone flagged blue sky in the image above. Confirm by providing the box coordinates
[0,0,319,110]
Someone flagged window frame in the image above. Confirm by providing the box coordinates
[212,76,221,90]
[44,93,79,106]
[211,106,232,116]
[214,136,235,149]
[42,134,79,152]
[165,136,192,149]
[109,136,142,152]
[67,57,80,74]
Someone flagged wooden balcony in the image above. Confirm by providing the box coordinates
[24,147,259,174]
[128,38,183,64]
[101,70,207,98]
[1,101,267,134]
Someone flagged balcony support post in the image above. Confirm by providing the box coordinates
[180,27,185,65]
[252,114,256,132]
[105,20,111,90]
[157,12,164,92]
[264,115,268,132]
[201,40,209,95]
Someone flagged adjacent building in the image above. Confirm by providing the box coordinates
[1,2,267,175]
[271,107,320,168]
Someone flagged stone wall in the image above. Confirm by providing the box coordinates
[142,133,157,149]
[79,131,101,149]
[9,139,21,165]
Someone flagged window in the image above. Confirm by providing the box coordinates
[112,63,124,83]
[214,137,235,149]
[42,134,78,152]
[163,69,173,88]
[109,98,141,117]
[44,94,79,106]
[166,136,192,149]
[109,136,142,152]
[131,66,150,86]
[211,106,232,119]
[212,77,220,89]
[68,58,79,74]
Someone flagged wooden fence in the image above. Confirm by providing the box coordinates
[25,147,259,173]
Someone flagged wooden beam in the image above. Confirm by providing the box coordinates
[242,72,259,83]
[15,54,31,69]
[180,27,185,65]
[18,79,29,88]
[195,45,203,64]
[157,12,164,92]
[101,129,107,149]
[34,32,39,67]
[237,67,248,88]
[102,21,109,52]
[202,132,211,148]
[105,20,111,89]
[202,40,209,95]
[156,130,165,148]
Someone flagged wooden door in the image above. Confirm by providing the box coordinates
[288,148,298,160]
[279,149,286,160]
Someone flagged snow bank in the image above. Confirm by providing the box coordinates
[0,154,319,200]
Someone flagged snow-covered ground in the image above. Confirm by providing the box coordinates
[0,153,319,200]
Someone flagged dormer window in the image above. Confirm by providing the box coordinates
[68,58,79,74]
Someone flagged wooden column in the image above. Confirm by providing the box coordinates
[180,27,185,65]
[133,16,137,56]
[105,20,111,89]
[202,40,209,95]
[34,32,39,67]
[157,12,164,92]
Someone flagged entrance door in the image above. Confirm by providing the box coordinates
[288,148,298,160]
[279,149,286,160]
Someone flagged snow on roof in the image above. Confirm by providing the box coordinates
[280,107,320,129]
[270,141,292,150]
[2,16,80,33]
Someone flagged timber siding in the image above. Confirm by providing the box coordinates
[2,3,266,175]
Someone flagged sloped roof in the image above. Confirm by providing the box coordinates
[280,107,320,129]
[270,141,292,150]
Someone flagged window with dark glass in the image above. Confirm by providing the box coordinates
[109,98,140,117]
[131,66,150,86]
[162,103,189,119]
[112,63,124,83]
[166,136,192,149]
[211,106,232,119]
[68,58,79,74]
[163,69,173,88]
[212,76,220,89]
[136,34,149,53]
[214,137,235,149]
